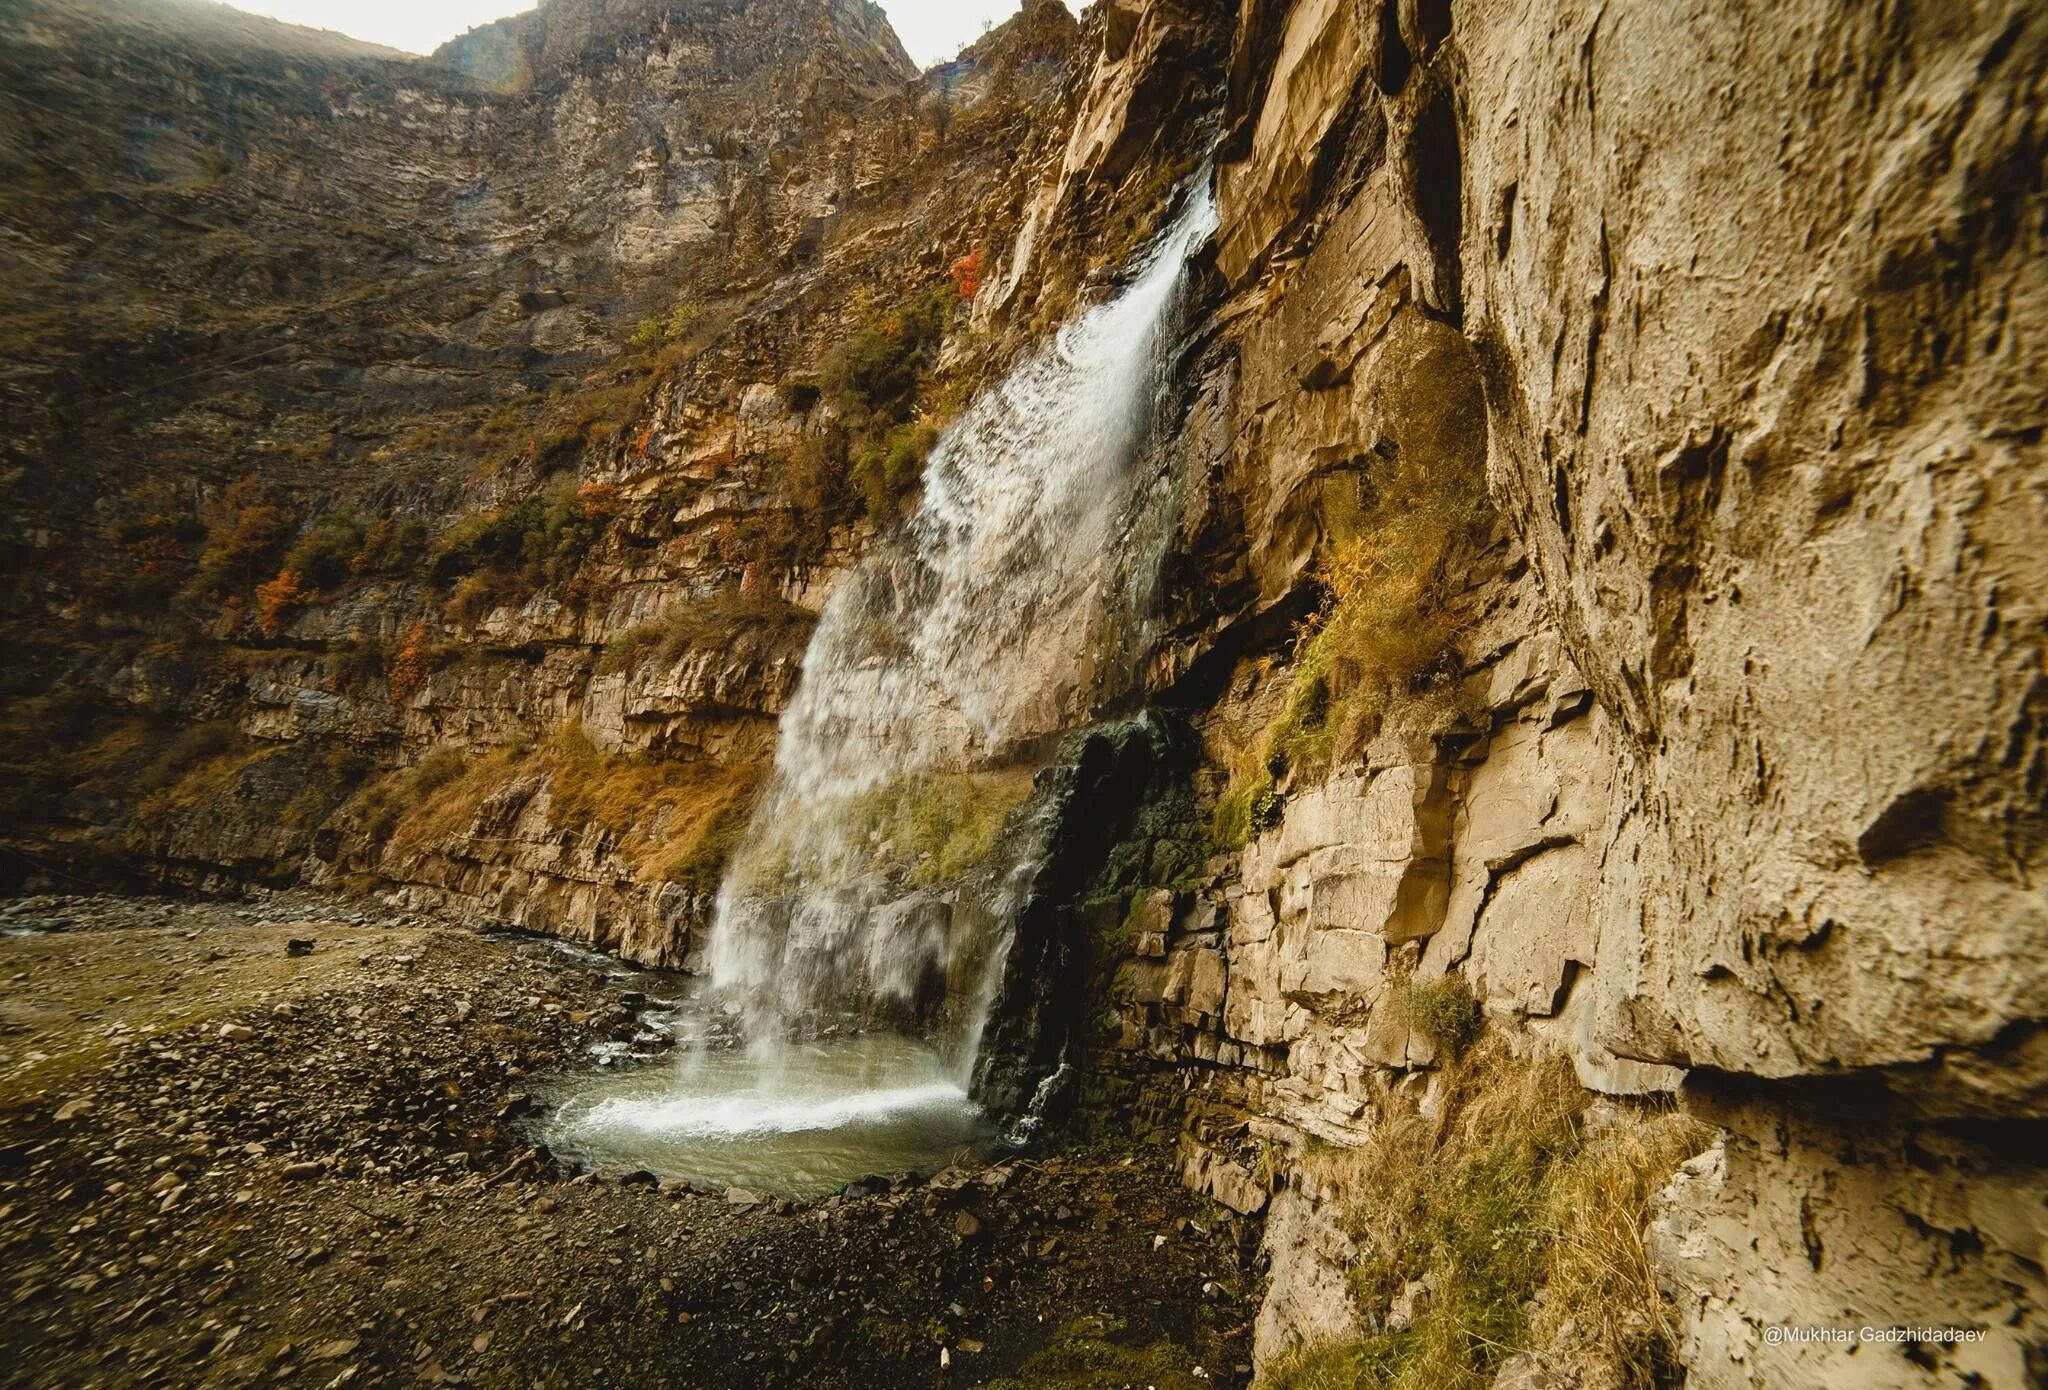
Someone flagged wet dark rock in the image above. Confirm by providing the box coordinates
[973,713,1196,1128]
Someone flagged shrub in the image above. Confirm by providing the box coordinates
[663,300,702,342]
[851,420,939,525]
[385,621,433,699]
[97,495,204,606]
[949,247,984,300]
[821,286,951,425]
[254,568,307,638]
[430,476,617,610]
[350,516,428,577]
[445,572,504,626]
[186,478,295,601]
[1407,975,1483,1058]
[281,512,365,589]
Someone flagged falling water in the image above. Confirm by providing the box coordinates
[543,186,1214,1188]
[711,189,1213,1042]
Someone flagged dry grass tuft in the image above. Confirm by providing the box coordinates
[1212,326,1490,849]
[1536,1109,1715,1385]
[1269,1039,1712,1390]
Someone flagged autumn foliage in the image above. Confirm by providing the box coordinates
[386,621,432,699]
[254,568,307,638]
[950,247,984,300]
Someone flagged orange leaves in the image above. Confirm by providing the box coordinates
[386,620,431,700]
[950,247,985,300]
[254,568,307,638]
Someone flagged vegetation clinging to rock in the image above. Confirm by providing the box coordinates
[1265,1042,1712,1390]
[1213,327,1489,849]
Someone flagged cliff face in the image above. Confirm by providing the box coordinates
[3,0,2044,1385]
[0,0,1091,962]
[1072,0,2045,1383]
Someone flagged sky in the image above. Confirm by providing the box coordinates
[220,0,1048,68]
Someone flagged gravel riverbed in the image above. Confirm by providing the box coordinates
[0,894,1258,1388]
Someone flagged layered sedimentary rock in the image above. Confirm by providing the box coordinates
[1063,0,2047,1383]
[0,0,1088,960]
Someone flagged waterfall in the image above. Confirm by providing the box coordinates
[705,184,1216,1089]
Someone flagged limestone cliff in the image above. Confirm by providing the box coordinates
[0,0,1090,963]
[1054,1,2046,1385]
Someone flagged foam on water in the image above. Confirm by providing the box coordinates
[540,1031,990,1194]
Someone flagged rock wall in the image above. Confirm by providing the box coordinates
[1062,0,2048,1384]
[0,0,1091,961]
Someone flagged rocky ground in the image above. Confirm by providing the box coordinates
[0,894,1258,1389]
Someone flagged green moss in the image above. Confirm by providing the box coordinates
[1090,780,1214,904]
[851,420,939,524]
[979,1315,1205,1390]
[1210,766,1280,851]
[835,769,1035,888]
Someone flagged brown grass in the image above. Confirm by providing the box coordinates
[1268,1039,1712,1390]
[360,728,764,891]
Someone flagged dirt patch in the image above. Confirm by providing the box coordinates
[0,894,1258,1388]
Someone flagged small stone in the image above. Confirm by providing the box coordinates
[218,1024,254,1042]
[725,1186,765,1208]
[281,1162,321,1181]
[953,1210,982,1238]
[53,1099,93,1122]
[285,940,315,957]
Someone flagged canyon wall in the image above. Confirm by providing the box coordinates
[2,0,2044,1385]
[1062,0,2045,1385]
[1,0,1097,964]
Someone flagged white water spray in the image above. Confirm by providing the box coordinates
[545,188,1214,1186]
[706,189,1214,1076]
